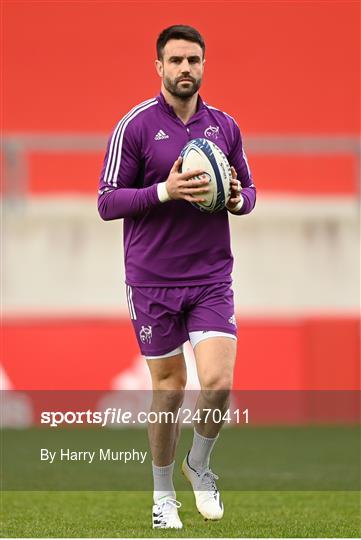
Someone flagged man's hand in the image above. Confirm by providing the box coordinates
[165,157,210,203]
[226,166,243,212]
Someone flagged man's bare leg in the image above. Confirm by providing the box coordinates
[193,337,236,438]
[146,353,186,502]
[182,337,236,520]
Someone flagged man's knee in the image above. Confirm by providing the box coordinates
[148,353,186,388]
[151,367,187,411]
[152,363,187,389]
[200,373,233,408]
[201,371,233,392]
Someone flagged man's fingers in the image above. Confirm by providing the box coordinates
[180,186,209,195]
[231,166,237,179]
[171,156,182,173]
[230,178,242,193]
[180,169,205,181]
[184,195,206,203]
[228,196,241,204]
[179,177,209,188]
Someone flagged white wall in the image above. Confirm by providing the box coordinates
[3,196,359,316]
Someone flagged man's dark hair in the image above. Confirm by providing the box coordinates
[156,25,205,60]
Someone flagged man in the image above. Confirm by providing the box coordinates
[98,25,256,529]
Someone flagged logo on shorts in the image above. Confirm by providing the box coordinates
[204,125,219,139]
[228,314,237,326]
[140,325,152,344]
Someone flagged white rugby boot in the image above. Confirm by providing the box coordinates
[152,497,183,529]
[182,451,224,520]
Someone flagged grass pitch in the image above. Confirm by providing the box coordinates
[1,490,360,537]
[3,425,359,491]
[2,425,360,537]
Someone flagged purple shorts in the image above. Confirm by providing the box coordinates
[125,282,237,357]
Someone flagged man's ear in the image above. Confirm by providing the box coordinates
[155,59,163,78]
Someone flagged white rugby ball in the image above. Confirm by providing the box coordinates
[180,138,232,213]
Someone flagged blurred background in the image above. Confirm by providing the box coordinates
[1,1,359,400]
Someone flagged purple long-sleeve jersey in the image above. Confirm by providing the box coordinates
[98,93,256,286]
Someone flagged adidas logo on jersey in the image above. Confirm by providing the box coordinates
[154,129,169,140]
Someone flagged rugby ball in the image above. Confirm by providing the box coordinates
[180,138,232,213]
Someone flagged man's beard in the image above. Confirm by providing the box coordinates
[164,75,202,100]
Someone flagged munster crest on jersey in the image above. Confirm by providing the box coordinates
[204,125,219,139]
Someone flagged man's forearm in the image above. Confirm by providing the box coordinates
[98,184,161,220]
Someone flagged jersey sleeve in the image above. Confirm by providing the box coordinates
[227,120,256,215]
[98,119,159,220]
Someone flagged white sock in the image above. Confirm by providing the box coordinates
[152,461,176,504]
[188,428,218,471]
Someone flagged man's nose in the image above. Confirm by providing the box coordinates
[180,59,191,72]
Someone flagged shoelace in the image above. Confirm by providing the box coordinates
[198,469,219,492]
[157,498,181,522]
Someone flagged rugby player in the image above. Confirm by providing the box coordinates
[98,24,256,529]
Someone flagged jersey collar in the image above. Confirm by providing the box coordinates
[157,92,206,122]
